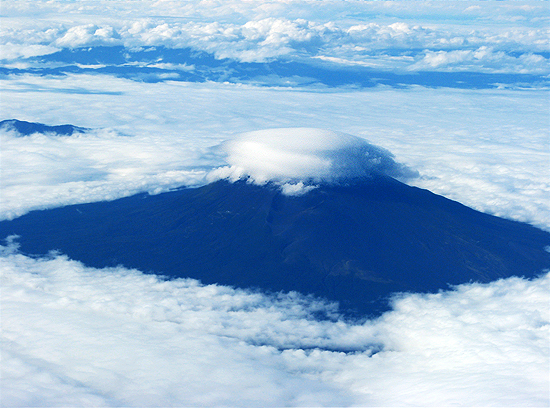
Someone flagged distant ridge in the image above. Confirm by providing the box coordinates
[0,119,89,136]
[2,45,546,89]
[2,176,548,317]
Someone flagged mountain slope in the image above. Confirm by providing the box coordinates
[1,176,548,316]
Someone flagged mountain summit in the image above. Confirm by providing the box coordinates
[207,128,418,192]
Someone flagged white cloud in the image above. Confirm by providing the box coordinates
[54,24,121,48]
[1,74,548,230]
[280,181,317,196]
[207,128,416,188]
[0,43,60,60]
[408,46,550,74]
[145,61,195,71]
[1,240,548,406]
[0,2,549,405]
[1,1,548,73]
[0,123,215,219]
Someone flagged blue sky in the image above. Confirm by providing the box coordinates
[1,1,549,406]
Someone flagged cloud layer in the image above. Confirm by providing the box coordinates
[1,0,548,77]
[1,2,548,405]
[1,239,548,407]
[0,122,213,220]
[1,75,548,230]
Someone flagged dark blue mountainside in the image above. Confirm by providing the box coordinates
[2,174,548,317]
[0,119,88,136]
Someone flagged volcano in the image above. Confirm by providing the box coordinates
[2,175,548,316]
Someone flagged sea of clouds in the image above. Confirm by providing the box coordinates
[2,238,548,407]
[1,1,549,406]
[2,75,548,230]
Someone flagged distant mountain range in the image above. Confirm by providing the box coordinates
[1,45,546,89]
[2,172,548,317]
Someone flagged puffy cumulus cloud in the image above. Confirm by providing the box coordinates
[120,17,329,62]
[54,24,122,48]
[408,46,550,74]
[1,1,548,74]
[207,128,417,191]
[345,22,430,49]
[313,24,549,74]
[1,23,122,53]
[217,18,319,61]
[1,239,548,406]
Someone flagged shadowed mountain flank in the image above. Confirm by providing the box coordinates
[0,119,89,136]
[2,176,548,317]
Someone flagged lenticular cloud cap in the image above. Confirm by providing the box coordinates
[208,128,417,187]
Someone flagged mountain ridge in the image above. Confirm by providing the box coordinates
[0,119,89,136]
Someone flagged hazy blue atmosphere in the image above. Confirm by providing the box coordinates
[1,1,549,406]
